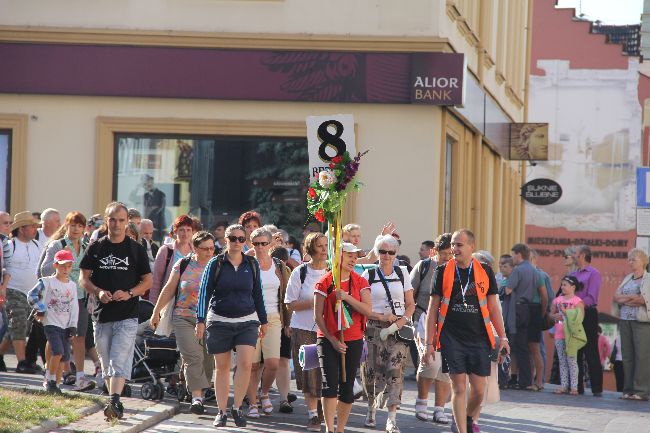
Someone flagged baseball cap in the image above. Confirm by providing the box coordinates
[54,250,74,264]
[341,242,364,254]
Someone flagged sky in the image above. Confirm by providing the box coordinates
[556,0,643,24]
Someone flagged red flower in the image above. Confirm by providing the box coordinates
[329,163,336,169]
[332,155,343,164]
[308,187,317,200]
[314,208,325,222]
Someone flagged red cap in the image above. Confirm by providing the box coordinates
[54,250,74,264]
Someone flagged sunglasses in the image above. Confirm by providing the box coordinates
[378,249,396,256]
[196,246,215,251]
[252,241,270,247]
[228,235,247,243]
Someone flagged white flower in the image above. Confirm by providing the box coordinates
[318,170,337,188]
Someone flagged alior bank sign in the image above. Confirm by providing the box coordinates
[410,52,466,106]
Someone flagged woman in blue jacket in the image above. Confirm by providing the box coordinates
[196,224,268,429]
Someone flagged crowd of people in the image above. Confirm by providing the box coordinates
[0,205,647,433]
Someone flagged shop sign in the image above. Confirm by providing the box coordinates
[306,114,356,183]
[509,123,549,161]
[521,178,562,205]
[410,53,466,106]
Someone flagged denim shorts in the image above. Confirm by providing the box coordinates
[44,325,71,362]
[94,318,138,380]
[205,320,259,354]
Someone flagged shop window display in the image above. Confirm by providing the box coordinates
[115,134,308,242]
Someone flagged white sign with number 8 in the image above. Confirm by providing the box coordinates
[306,114,356,183]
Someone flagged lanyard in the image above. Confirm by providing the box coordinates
[455,260,473,306]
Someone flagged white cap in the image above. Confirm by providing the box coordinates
[341,242,364,254]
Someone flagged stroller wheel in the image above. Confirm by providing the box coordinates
[157,383,166,400]
[141,383,156,400]
[123,384,132,398]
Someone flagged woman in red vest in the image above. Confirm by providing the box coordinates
[314,242,372,433]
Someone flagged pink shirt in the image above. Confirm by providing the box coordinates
[552,295,582,340]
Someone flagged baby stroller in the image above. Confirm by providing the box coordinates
[132,299,180,400]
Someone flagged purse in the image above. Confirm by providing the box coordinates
[376,267,415,343]
[155,257,192,337]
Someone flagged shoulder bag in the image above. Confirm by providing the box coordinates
[376,267,415,343]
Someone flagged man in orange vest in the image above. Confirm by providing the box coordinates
[423,229,509,433]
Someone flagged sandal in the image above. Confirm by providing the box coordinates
[247,405,260,418]
[628,394,649,401]
[525,384,542,392]
[433,409,450,424]
[553,388,567,394]
[569,389,579,396]
[260,394,273,415]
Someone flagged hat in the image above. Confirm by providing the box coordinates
[9,211,39,231]
[341,242,364,254]
[561,275,580,287]
[54,250,74,264]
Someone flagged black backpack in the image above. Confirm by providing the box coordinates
[208,252,259,297]
[367,266,405,288]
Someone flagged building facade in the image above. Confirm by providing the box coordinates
[0,0,529,256]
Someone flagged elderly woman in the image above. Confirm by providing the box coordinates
[613,248,650,401]
[196,224,267,428]
[149,215,194,304]
[245,227,291,417]
[360,234,415,433]
[150,231,216,415]
[284,232,328,431]
[314,242,372,433]
[39,211,95,392]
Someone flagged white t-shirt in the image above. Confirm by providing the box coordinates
[288,248,302,263]
[42,277,79,329]
[5,238,42,294]
[261,264,280,316]
[362,266,413,316]
[284,264,327,331]
[37,228,50,249]
[416,311,427,342]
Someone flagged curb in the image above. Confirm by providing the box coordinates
[23,401,104,433]
[105,401,180,433]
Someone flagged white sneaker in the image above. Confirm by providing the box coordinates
[74,377,96,392]
[385,418,401,433]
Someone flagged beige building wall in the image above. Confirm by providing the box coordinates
[0,95,442,255]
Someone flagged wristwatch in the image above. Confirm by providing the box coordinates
[128,289,134,298]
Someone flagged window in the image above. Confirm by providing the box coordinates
[0,131,10,212]
[114,134,308,242]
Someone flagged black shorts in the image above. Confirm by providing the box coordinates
[527,304,543,343]
[205,320,259,354]
[440,331,491,377]
[280,330,291,359]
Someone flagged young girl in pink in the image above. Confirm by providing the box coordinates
[550,275,584,395]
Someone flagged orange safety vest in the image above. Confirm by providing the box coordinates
[436,258,496,350]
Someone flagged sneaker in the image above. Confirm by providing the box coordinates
[42,379,48,391]
[190,400,205,415]
[364,410,377,428]
[204,388,216,401]
[46,380,62,394]
[63,372,76,386]
[306,416,321,432]
[279,400,293,414]
[385,418,400,433]
[15,360,36,374]
[0,356,6,372]
[29,362,44,374]
[74,377,96,392]
[104,402,118,421]
[213,411,227,427]
[287,392,297,403]
[115,401,124,419]
[231,406,247,427]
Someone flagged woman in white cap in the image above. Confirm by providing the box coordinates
[314,242,372,433]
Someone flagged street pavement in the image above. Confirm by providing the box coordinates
[1,354,649,433]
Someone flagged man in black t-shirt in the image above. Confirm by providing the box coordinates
[80,202,151,421]
[423,229,509,433]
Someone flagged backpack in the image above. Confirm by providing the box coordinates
[419,258,432,282]
[367,266,405,288]
[36,238,89,278]
[173,256,192,300]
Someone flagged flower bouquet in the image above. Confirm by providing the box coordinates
[306,150,368,223]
